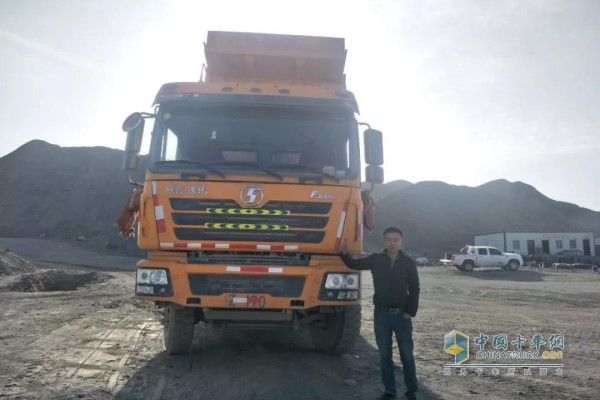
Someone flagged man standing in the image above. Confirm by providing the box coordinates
[340,227,420,400]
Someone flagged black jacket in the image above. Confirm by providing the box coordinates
[340,250,420,317]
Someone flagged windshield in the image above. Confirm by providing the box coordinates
[149,104,359,180]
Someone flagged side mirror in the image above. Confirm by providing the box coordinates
[366,165,384,184]
[123,113,145,154]
[122,112,143,131]
[364,129,383,166]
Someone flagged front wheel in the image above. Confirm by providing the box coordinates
[310,305,361,355]
[507,259,520,271]
[163,304,195,355]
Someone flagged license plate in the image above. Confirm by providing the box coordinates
[227,294,266,308]
[137,285,154,294]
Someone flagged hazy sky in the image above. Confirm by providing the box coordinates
[1,0,599,210]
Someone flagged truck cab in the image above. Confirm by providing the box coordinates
[120,32,384,355]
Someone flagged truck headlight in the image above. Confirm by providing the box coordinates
[325,274,345,289]
[137,270,151,284]
[137,268,168,285]
[345,274,359,289]
[325,273,359,289]
[150,270,168,285]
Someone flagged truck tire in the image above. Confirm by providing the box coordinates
[455,265,464,271]
[310,305,361,355]
[164,304,195,355]
[507,259,520,271]
[462,260,475,272]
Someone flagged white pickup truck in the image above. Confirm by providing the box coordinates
[451,246,523,272]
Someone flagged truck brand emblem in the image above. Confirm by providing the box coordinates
[240,185,263,207]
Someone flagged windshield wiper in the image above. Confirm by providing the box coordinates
[154,160,227,179]
[211,161,284,181]
[272,164,340,183]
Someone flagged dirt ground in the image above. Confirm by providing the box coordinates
[1,246,599,400]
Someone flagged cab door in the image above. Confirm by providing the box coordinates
[488,247,505,266]
[476,247,490,266]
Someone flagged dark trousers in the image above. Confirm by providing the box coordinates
[374,308,418,395]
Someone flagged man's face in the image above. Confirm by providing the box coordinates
[384,232,404,253]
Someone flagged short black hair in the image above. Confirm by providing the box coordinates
[383,227,403,237]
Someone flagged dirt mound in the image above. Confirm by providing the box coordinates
[0,140,146,257]
[0,248,36,276]
[8,270,108,292]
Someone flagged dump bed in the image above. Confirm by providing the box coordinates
[204,31,347,88]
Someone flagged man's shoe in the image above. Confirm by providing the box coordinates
[375,392,396,399]
[405,392,417,400]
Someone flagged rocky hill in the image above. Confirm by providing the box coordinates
[0,140,145,255]
[1,140,598,257]
[370,180,600,257]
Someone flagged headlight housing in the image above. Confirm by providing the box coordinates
[137,268,168,284]
[324,273,360,289]
[136,268,172,296]
[320,273,360,301]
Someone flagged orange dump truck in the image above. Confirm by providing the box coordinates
[120,31,384,354]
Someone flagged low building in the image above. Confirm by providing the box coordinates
[473,232,597,257]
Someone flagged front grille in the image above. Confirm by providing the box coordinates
[171,199,238,211]
[172,213,328,229]
[169,199,332,244]
[175,229,325,243]
[189,274,305,297]
[261,201,332,214]
[170,199,332,214]
[188,252,310,266]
